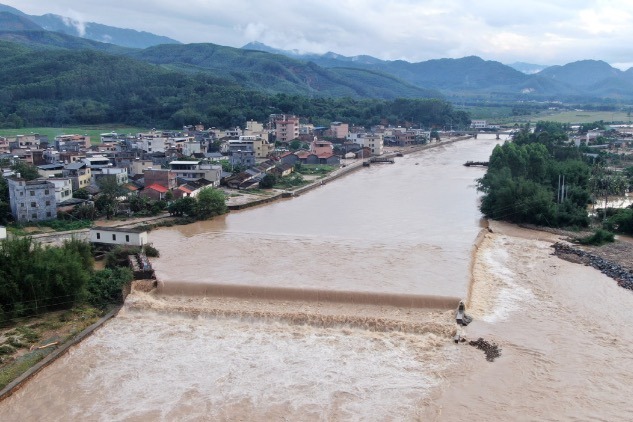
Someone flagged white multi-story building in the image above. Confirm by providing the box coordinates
[348,133,384,155]
[140,136,167,153]
[169,160,222,186]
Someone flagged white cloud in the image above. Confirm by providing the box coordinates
[5,0,633,67]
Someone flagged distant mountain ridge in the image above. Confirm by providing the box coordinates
[0,3,180,48]
[0,3,632,102]
[242,41,633,101]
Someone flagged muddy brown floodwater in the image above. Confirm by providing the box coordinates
[3,135,631,421]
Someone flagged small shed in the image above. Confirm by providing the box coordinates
[90,226,148,247]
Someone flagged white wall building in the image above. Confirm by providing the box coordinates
[89,227,148,246]
[47,178,73,203]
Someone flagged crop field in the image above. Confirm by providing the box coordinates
[0,126,153,144]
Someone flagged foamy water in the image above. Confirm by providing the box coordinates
[0,303,457,421]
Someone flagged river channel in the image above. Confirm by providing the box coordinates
[14,135,624,421]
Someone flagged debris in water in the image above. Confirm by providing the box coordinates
[468,337,501,362]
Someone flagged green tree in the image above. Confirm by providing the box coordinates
[73,188,91,200]
[87,267,133,308]
[289,140,301,151]
[259,174,276,189]
[196,187,227,220]
[11,161,40,181]
[589,163,628,220]
[95,176,126,219]
[167,196,197,217]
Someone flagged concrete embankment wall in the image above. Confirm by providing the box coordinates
[228,192,284,210]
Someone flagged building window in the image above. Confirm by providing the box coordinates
[20,203,24,208]
[31,202,36,207]
[126,235,130,242]
[30,190,35,196]
[96,233,101,240]
[112,234,116,241]
[31,213,37,219]
[19,192,23,196]
[46,212,51,217]
[45,189,49,195]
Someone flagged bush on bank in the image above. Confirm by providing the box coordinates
[0,237,135,323]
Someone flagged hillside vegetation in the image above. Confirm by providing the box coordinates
[0,41,469,129]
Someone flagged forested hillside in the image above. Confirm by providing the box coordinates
[0,41,469,129]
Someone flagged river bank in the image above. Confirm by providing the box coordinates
[423,220,633,420]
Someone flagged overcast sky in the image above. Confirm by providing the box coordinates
[5,0,633,69]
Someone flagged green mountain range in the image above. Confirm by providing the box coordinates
[1,2,632,107]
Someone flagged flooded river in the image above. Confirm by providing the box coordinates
[2,135,632,420]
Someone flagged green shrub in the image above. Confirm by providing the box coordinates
[0,344,15,355]
[143,244,160,258]
[87,267,134,308]
[577,229,615,246]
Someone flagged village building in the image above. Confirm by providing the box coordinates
[272,114,300,143]
[37,163,65,178]
[330,122,349,139]
[46,178,73,203]
[7,177,57,222]
[63,162,92,190]
[143,168,177,190]
[243,120,267,139]
[89,226,148,247]
[130,159,155,177]
[0,225,6,240]
[141,183,169,201]
[82,155,112,169]
[94,167,129,186]
[55,134,91,149]
[310,139,334,156]
[168,160,222,186]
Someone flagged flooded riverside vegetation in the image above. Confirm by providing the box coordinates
[2,135,633,420]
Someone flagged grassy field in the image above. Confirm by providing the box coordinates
[509,110,633,125]
[0,125,155,144]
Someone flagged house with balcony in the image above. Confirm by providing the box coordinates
[272,114,300,143]
[169,160,221,186]
[7,177,57,222]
